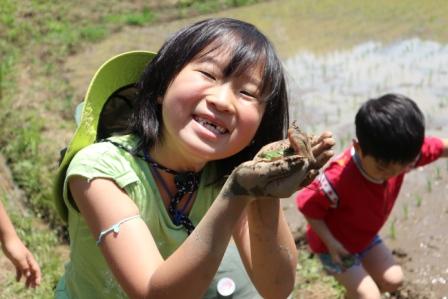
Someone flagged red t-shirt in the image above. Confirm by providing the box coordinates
[296,137,444,254]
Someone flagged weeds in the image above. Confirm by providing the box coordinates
[293,249,345,298]
[105,8,155,27]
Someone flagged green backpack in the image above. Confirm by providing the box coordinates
[54,51,156,222]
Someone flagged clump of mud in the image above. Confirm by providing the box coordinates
[388,283,434,299]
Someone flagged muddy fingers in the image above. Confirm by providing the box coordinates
[222,122,335,199]
[224,155,311,198]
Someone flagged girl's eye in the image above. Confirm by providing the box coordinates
[240,90,258,101]
[199,70,215,80]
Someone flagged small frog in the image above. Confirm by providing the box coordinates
[258,121,315,164]
[223,122,321,199]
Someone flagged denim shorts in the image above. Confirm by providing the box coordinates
[317,235,382,274]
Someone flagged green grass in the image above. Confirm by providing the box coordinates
[105,8,155,26]
[293,248,345,298]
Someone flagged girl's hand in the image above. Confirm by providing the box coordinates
[222,124,333,199]
[297,131,335,187]
[2,236,41,288]
[310,131,335,169]
[224,154,313,199]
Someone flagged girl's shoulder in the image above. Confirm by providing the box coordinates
[68,134,141,175]
[73,134,139,160]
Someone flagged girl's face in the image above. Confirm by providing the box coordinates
[158,47,266,169]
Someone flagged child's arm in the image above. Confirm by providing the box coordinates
[70,130,329,299]
[441,138,448,157]
[231,130,335,298]
[0,201,41,288]
[305,216,350,266]
[231,197,297,299]
[71,176,250,299]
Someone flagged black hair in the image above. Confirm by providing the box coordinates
[129,17,289,182]
[355,93,425,164]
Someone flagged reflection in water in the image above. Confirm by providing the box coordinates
[285,38,448,148]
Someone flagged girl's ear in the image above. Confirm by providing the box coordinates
[157,96,163,104]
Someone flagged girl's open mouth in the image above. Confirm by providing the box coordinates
[193,115,228,135]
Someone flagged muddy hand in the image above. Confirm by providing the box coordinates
[223,155,312,198]
[310,131,335,169]
[297,131,335,187]
[256,122,315,163]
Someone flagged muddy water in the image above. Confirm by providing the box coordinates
[66,0,448,297]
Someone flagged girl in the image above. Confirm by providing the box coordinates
[55,18,334,298]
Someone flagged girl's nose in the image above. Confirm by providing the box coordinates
[207,84,236,113]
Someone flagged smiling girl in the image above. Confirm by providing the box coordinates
[54,18,334,299]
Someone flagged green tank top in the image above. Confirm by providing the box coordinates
[55,134,260,298]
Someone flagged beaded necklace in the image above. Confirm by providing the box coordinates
[143,151,200,235]
[104,139,200,234]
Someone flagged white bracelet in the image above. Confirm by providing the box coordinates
[96,215,141,245]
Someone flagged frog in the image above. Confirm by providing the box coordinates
[258,121,315,164]
[222,121,322,199]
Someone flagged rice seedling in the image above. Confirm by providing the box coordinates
[426,179,432,193]
[415,194,423,207]
[389,218,397,240]
[402,203,408,220]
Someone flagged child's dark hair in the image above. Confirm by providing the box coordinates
[130,17,289,181]
[355,93,425,164]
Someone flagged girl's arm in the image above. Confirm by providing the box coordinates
[71,128,334,299]
[70,175,252,299]
[233,199,297,299]
[232,131,335,298]
[71,144,312,299]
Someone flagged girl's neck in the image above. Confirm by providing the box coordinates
[145,151,201,219]
[149,141,206,173]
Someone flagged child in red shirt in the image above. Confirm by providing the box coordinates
[296,93,448,299]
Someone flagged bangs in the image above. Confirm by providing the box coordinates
[198,34,282,103]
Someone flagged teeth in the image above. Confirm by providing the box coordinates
[196,117,227,134]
